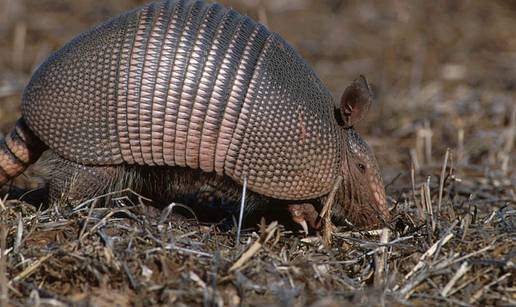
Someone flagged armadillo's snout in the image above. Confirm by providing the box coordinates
[348,179,390,228]
[332,173,391,229]
[332,159,391,229]
[369,176,390,223]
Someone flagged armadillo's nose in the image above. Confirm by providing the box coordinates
[373,187,386,209]
[371,180,390,220]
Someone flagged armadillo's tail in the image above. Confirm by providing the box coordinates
[0,118,47,187]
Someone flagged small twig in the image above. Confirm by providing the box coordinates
[189,271,207,289]
[79,208,138,241]
[433,220,458,263]
[452,245,494,265]
[11,254,52,283]
[438,149,450,212]
[159,202,198,224]
[14,213,23,251]
[122,262,139,290]
[457,127,464,163]
[320,176,342,247]
[425,176,435,236]
[164,245,213,258]
[447,267,492,297]
[411,163,423,220]
[78,199,98,244]
[469,272,512,304]
[73,188,152,212]
[385,172,402,190]
[410,148,420,173]
[424,120,433,165]
[229,222,278,272]
[373,228,390,288]
[257,6,268,27]
[0,195,7,211]
[441,261,470,297]
[397,232,454,286]
[236,177,247,245]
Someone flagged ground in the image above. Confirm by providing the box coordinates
[0,0,514,306]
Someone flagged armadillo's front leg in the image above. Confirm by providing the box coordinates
[287,203,321,234]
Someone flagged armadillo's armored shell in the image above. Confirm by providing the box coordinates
[22,0,340,200]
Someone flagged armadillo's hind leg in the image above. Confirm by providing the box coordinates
[44,153,120,204]
[0,118,47,187]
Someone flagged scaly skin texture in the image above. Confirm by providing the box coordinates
[0,0,390,229]
[0,119,46,186]
[22,0,338,201]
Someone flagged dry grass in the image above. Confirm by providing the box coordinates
[0,0,515,306]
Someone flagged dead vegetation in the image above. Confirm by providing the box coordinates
[0,0,515,306]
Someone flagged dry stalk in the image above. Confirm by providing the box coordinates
[79,208,137,241]
[411,163,424,221]
[394,232,453,290]
[257,6,268,27]
[419,176,435,244]
[236,176,248,245]
[469,272,512,304]
[0,195,6,211]
[447,267,493,298]
[320,176,342,247]
[410,148,420,173]
[164,244,213,258]
[160,202,198,224]
[423,120,433,165]
[441,261,470,297]
[457,127,464,163]
[78,199,98,244]
[437,149,450,212]
[229,221,278,272]
[425,177,435,234]
[73,188,152,213]
[415,128,423,168]
[373,228,390,288]
[11,254,52,284]
[13,213,22,251]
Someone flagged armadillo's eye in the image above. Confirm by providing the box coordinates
[357,163,366,173]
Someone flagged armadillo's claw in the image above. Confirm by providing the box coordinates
[299,220,309,235]
[288,203,321,234]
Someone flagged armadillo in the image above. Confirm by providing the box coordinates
[0,0,390,230]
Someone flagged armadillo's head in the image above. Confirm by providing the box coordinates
[332,76,390,228]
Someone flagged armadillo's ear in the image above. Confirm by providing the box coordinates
[338,75,373,128]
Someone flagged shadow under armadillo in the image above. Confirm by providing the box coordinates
[0,185,49,207]
[31,151,320,231]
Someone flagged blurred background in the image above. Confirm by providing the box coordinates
[0,0,514,189]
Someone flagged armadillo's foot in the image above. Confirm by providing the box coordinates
[287,203,321,234]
